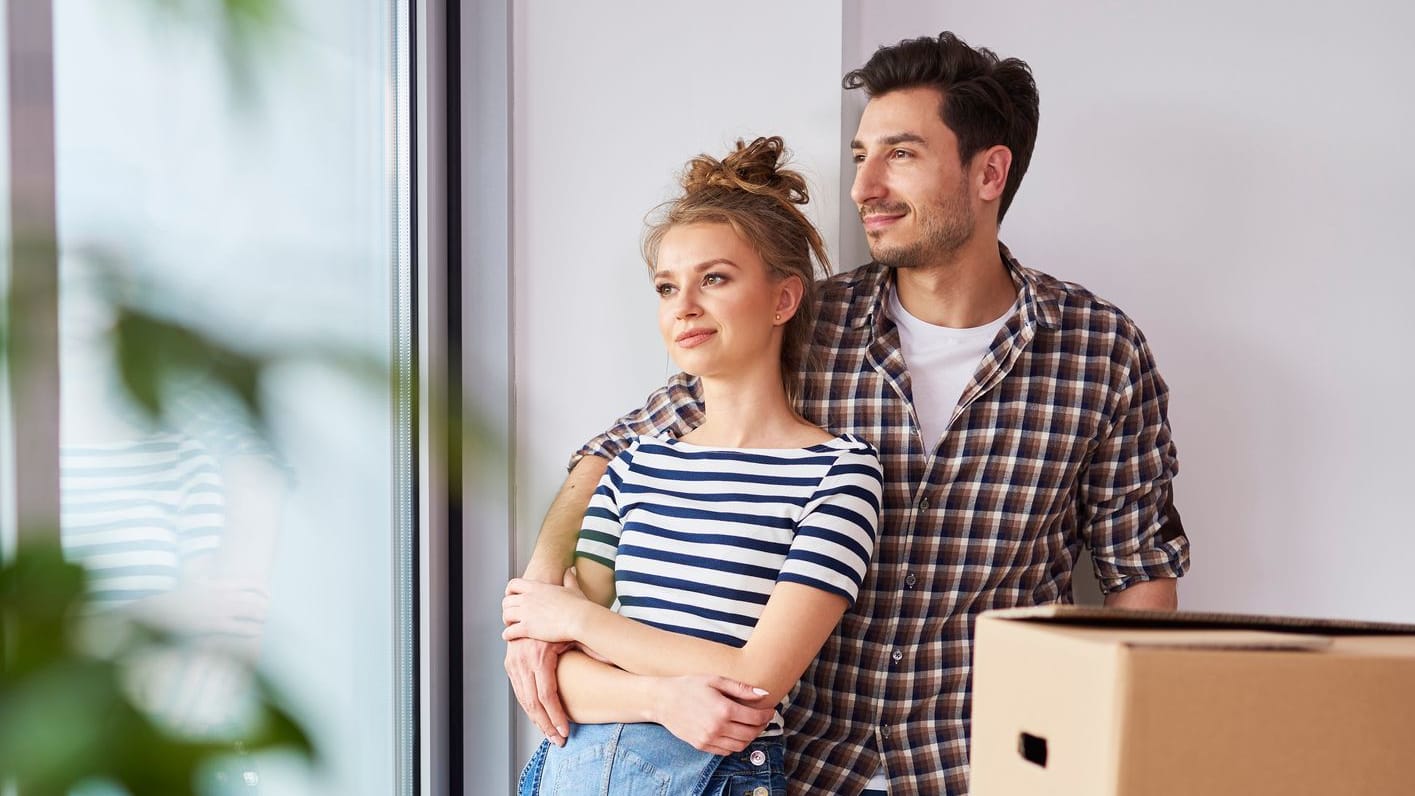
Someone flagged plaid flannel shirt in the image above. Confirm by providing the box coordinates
[573,245,1190,795]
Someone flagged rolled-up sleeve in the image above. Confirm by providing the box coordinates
[1080,335,1191,594]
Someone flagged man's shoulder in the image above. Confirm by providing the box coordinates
[1022,265,1149,346]
[818,261,886,298]
[814,262,886,326]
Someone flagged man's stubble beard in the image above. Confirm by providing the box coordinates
[865,181,975,270]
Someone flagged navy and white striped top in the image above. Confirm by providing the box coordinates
[575,432,883,736]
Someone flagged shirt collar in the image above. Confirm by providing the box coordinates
[852,242,1062,332]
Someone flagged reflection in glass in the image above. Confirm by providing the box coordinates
[53,1,408,793]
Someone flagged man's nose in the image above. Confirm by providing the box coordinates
[851,156,885,208]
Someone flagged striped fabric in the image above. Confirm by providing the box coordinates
[575,433,883,736]
[574,244,1190,795]
[60,434,224,606]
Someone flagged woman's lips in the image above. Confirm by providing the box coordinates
[675,329,716,348]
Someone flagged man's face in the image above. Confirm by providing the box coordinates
[850,87,977,269]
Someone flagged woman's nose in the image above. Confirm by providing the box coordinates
[674,289,701,318]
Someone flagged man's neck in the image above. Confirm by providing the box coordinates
[892,236,1017,328]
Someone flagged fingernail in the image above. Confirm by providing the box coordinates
[557,725,568,736]
[751,687,769,696]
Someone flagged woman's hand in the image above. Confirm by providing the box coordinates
[648,675,776,755]
[502,568,597,644]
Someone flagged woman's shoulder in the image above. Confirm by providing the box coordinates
[820,432,879,459]
[817,433,884,479]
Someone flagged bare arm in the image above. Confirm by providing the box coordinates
[504,454,608,746]
[523,455,609,582]
[1104,577,1177,610]
[555,651,774,755]
[506,563,852,706]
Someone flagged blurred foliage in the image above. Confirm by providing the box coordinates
[140,0,290,105]
[0,542,314,796]
[2,0,508,791]
[1,2,309,795]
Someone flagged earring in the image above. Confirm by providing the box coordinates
[775,313,781,321]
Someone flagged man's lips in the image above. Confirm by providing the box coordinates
[675,329,716,348]
[861,211,906,232]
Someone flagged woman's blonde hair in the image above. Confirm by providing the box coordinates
[643,136,831,406]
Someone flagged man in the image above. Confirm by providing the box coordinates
[506,32,1189,795]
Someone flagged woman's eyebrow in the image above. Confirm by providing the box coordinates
[654,258,739,279]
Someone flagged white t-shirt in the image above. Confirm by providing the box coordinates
[886,285,1017,455]
[864,286,1015,792]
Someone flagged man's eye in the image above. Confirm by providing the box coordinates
[852,152,866,164]
[891,149,911,159]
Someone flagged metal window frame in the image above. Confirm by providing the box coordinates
[454,0,515,791]
[3,0,59,548]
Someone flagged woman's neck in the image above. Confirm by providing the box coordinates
[685,371,829,449]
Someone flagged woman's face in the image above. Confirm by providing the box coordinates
[653,222,788,382]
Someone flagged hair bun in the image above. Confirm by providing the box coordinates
[680,136,809,206]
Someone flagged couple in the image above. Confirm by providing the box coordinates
[504,32,1190,796]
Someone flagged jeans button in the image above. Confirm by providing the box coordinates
[752,788,769,796]
[749,749,767,766]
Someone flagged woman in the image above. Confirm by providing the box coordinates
[503,136,883,795]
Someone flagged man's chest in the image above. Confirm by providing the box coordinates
[800,337,1115,518]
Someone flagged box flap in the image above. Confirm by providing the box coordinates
[1117,630,1331,651]
[983,605,1415,635]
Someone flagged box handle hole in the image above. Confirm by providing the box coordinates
[1018,732,1048,768]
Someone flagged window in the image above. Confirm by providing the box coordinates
[5,1,420,793]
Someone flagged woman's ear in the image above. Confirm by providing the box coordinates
[774,275,805,325]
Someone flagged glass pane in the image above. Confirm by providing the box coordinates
[52,1,408,793]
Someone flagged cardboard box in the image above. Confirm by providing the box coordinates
[970,605,1415,795]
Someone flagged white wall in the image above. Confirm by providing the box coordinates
[509,0,845,763]
[845,1,1415,621]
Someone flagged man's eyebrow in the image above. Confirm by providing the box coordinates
[851,132,927,149]
[653,258,739,279]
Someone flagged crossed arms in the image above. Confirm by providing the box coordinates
[502,453,876,753]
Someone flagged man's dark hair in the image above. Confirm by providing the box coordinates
[844,32,1039,223]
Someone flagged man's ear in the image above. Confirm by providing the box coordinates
[978,145,1013,203]
[775,275,806,324]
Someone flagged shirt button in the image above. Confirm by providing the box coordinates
[881,724,892,737]
[891,649,904,662]
[904,572,917,588]
[749,749,766,766]
[918,496,930,510]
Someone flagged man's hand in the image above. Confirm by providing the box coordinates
[505,637,572,746]
[649,675,775,755]
[504,456,610,747]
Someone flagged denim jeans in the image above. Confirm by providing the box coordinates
[518,722,786,796]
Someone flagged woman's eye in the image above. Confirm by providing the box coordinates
[655,283,675,297]
[702,273,725,287]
